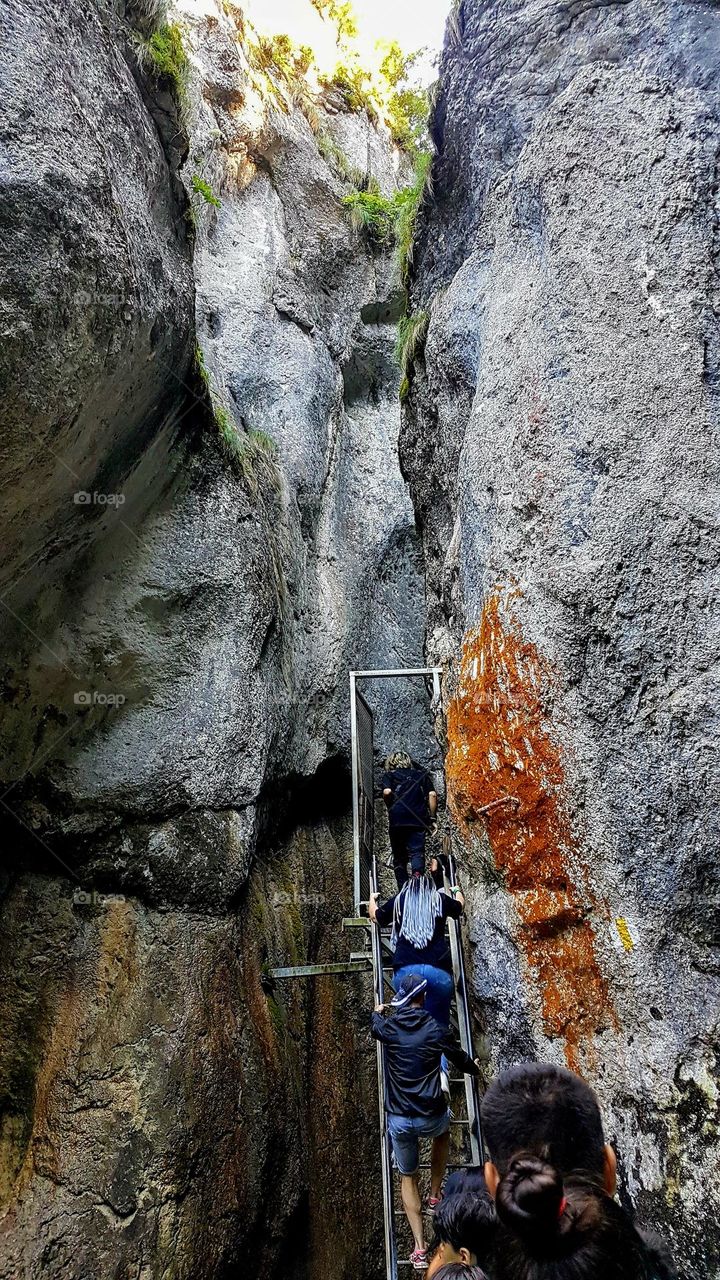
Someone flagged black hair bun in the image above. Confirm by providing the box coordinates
[496,1155,566,1238]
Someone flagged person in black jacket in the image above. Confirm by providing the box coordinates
[381,751,438,889]
[371,972,481,1272]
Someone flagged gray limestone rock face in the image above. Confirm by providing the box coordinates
[0,1,424,1275]
[0,0,194,596]
[0,0,434,877]
[403,2,720,1275]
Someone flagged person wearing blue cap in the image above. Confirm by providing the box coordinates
[371,972,482,1271]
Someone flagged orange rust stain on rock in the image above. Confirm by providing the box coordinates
[446,586,614,1070]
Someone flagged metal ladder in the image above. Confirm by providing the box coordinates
[366,858,484,1277]
[349,669,485,1280]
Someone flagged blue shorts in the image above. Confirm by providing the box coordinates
[387,1110,450,1175]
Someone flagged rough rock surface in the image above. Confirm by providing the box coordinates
[0,1,424,1274]
[0,821,382,1280]
[403,1,720,1274]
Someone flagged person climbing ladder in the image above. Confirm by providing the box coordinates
[371,974,482,1272]
[368,871,465,1035]
[380,751,438,888]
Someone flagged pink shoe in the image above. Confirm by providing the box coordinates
[410,1246,428,1270]
[425,1195,442,1213]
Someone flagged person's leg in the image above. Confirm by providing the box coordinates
[417,966,454,1081]
[401,1173,425,1252]
[390,828,409,890]
[418,966,454,1028]
[407,827,426,876]
[430,1128,450,1201]
[388,1115,425,1253]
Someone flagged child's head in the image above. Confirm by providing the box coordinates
[443,1167,489,1199]
[427,1189,496,1276]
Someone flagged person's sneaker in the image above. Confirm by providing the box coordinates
[424,1195,442,1214]
[409,1247,428,1270]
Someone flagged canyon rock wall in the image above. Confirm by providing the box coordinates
[403,2,720,1275]
[0,1,418,1274]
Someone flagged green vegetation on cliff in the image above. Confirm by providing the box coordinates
[195,345,277,484]
[396,309,429,402]
[378,41,429,155]
[342,150,432,281]
[191,174,221,208]
[144,22,189,98]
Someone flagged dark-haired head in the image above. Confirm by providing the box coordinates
[427,1190,497,1276]
[490,1154,660,1279]
[480,1065,670,1280]
[494,1154,581,1248]
[481,1062,612,1186]
[443,1166,490,1199]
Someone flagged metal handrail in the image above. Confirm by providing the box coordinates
[350,673,362,913]
[445,847,485,1167]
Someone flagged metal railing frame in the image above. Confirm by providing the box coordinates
[350,667,442,914]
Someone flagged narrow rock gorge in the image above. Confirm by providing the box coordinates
[1,0,718,1278]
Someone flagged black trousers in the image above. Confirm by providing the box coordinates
[389,826,426,890]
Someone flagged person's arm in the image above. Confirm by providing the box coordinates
[436,1026,481,1076]
[380,771,393,808]
[369,893,394,926]
[371,1008,394,1043]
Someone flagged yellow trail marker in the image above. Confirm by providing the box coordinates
[615,916,635,952]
